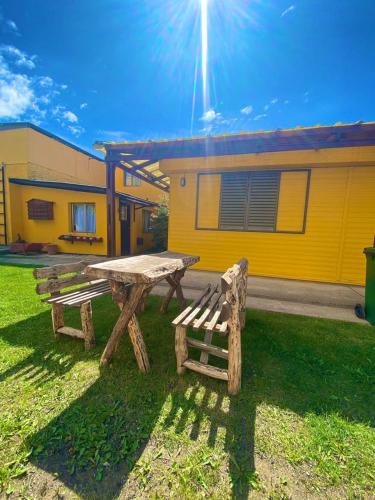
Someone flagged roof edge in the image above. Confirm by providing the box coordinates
[8,178,157,207]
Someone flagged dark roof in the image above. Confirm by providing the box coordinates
[96,121,375,160]
[0,122,104,161]
[8,178,157,207]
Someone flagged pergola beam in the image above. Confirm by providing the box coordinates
[106,161,116,257]
[118,162,169,193]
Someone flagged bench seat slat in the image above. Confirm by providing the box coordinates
[45,280,110,306]
[172,285,211,326]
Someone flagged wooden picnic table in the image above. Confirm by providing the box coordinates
[85,251,199,372]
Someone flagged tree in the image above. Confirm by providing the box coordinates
[150,197,169,251]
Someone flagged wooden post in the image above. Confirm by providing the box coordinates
[175,325,188,374]
[222,259,248,396]
[200,331,213,364]
[127,314,150,373]
[80,301,95,351]
[106,160,116,257]
[51,303,64,338]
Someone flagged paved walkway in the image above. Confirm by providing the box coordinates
[0,251,367,324]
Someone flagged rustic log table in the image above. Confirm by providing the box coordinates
[85,251,199,372]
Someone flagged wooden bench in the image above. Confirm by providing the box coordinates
[172,259,248,395]
[34,259,111,350]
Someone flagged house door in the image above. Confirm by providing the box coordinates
[120,203,131,255]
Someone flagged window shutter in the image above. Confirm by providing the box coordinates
[219,173,248,230]
[246,172,280,231]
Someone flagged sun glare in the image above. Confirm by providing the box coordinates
[200,0,210,116]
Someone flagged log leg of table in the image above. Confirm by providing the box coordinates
[100,283,147,367]
[160,269,186,313]
[127,314,150,373]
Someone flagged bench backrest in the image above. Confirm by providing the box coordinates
[220,258,248,330]
[34,258,106,296]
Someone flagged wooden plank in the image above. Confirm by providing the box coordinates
[182,359,228,381]
[175,325,188,374]
[36,274,92,295]
[62,285,111,306]
[192,319,227,333]
[33,258,105,279]
[193,291,222,331]
[205,306,222,332]
[182,286,218,327]
[187,337,228,360]
[51,303,64,338]
[57,326,85,339]
[85,251,199,284]
[171,285,211,326]
[45,281,110,305]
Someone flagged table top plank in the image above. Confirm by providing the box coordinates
[85,251,200,284]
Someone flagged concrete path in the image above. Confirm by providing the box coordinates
[0,251,367,324]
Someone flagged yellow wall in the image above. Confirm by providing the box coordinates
[276,171,309,232]
[163,148,375,285]
[114,167,166,203]
[10,185,108,255]
[196,174,221,229]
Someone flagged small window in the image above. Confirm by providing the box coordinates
[71,203,96,233]
[142,210,152,233]
[124,172,141,186]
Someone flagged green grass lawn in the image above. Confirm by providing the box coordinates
[0,264,374,499]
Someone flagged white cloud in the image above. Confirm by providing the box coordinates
[60,84,68,90]
[62,110,78,123]
[80,102,88,109]
[6,20,20,35]
[0,58,34,118]
[264,104,269,111]
[284,99,290,104]
[241,105,253,115]
[281,5,295,17]
[0,45,36,69]
[254,113,267,121]
[271,98,278,105]
[38,76,53,87]
[98,130,130,141]
[200,108,221,122]
[68,125,85,137]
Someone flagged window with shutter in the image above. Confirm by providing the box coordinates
[247,172,280,231]
[219,171,280,232]
[219,173,248,230]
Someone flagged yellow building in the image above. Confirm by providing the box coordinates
[0,123,164,256]
[97,122,375,285]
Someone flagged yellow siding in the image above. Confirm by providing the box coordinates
[168,165,375,285]
[276,171,309,232]
[197,174,221,229]
[339,167,375,283]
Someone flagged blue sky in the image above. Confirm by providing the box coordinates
[0,0,374,154]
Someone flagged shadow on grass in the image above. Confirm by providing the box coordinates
[1,289,374,498]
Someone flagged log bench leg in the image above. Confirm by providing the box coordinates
[227,326,241,395]
[175,325,188,375]
[51,303,64,339]
[80,301,95,351]
[200,331,213,364]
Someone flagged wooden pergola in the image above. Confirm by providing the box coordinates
[95,121,375,256]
